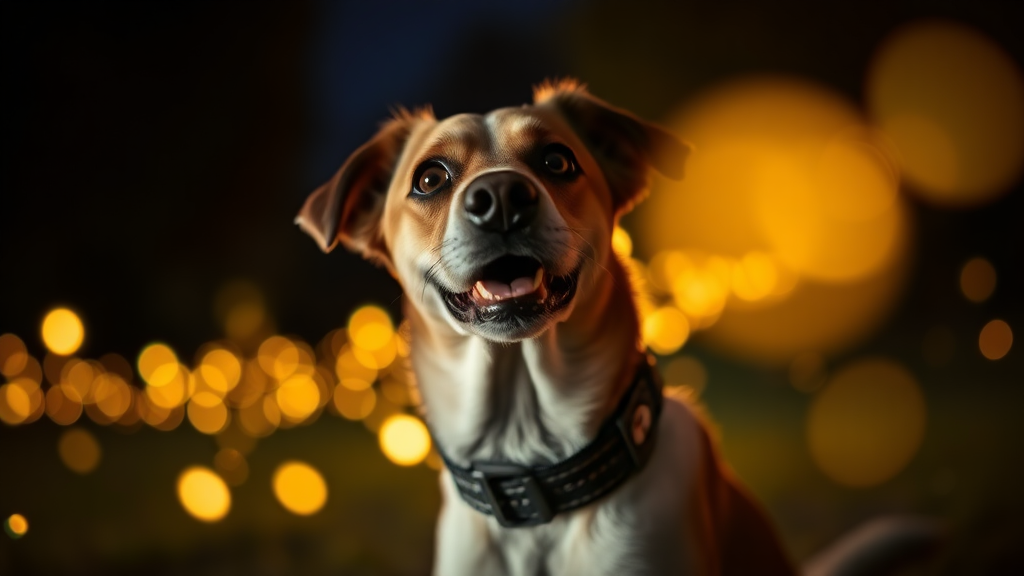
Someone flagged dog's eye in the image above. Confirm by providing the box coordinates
[413,163,451,196]
[542,146,577,177]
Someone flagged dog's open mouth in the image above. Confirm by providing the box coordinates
[439,255,581,328]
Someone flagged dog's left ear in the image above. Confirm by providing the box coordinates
[295,110,430,264]
[535,80,690,214]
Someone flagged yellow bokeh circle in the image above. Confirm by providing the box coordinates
[379,414,431,466]
[807,358,926,487]
[41,308,84,356]
[177,466,231,522]
[272,461,328,516]
[868,20,1024,205]
[58,427,102,474]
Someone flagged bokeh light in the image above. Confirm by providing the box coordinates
[0,333,29,377]
[258,336,299,380]
[41,308,84,356]
[198,348,242,396]
[378,414,431,466]
[807,358,926,487]
[58,427,102,474]
[868,20,1024,205]
[642,306,691,355]
[348,306,394,353]
[5,514,28,539]
[187,392,230,435]
[275,374,321,422]
[633,77,909,363]
[979,320,1013,361]
[959,257,997,303]
[46,384,83,426]
[272,461,328,516]
[333,385,377,420]
[177,466,231,522]
[0,377,44,426]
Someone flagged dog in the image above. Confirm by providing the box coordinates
[296,80,935,575]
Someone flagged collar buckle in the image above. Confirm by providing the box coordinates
[471,461,554,528]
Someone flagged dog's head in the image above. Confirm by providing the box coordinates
[297,80,688,342]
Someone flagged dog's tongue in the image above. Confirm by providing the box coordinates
[474,269,544,301]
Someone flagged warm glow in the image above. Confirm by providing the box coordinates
[187,392,230,434]
[177,466,231,522]
[46,384,83,425]
[0,333,28,377]
[275,374,321,421]
[642,306,691,355]
[199,349,242,395]
[960,257,997,303]
[333,385,377,421]
[93,374,132,420]
[272,461,328,515]
[237,398,277,438]
[633,78,908,363]
[808,358,926,487]
[144,364,190,409]
[379,414,431,466]
[257,336,299,380]
[58,427,101,474]
[336,346,377,391]
[41,308,84,356]
[138,343,179,384]
[349,306,395,353]
[0,378,43,425]
[5,514,28,539]
[979,320,1013,361]
[731,252,779,302]
[868,20,1024,205]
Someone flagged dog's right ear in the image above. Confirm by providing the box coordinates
[534,79,690,216]
[295,110,431,262]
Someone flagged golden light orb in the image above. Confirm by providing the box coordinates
[808,358,926,487]
[272,461,328,516]
[58,427,102,474]
[177,466,231,522]
[348,305,395,353]
[187,392,230,435]
[642,306,691,356]
[199,348,242,395]
[0,333,28,377]
[5,514,28,539]
[275,374,321,422]
[257,336,299,380]
[868,20,1024,205]
[41,308,84,356]
[379,414,431,466]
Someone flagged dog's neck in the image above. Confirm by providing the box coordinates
[406,255,642,468]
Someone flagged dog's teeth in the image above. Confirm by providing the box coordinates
[533,267,544,289]
[476,280,512,301]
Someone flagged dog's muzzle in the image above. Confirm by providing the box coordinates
[434,171,582,338]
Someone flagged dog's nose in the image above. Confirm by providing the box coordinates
[463,171,539,233]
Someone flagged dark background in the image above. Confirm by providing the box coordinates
[2,1,1022,575]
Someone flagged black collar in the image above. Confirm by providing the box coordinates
[438,354,664,528]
